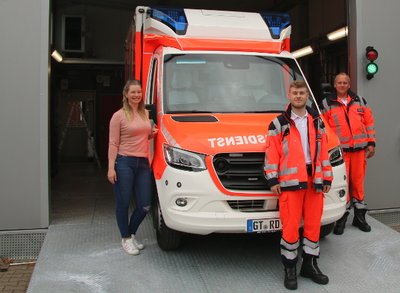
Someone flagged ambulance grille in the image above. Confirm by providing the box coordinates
[213,153,269,191]
[227,200,266,212]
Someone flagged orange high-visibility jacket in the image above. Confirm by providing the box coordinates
[321,91,376,151]
[264,105,333,192]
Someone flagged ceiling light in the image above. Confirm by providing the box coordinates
[327,26,348,41]
[292,46,313,59]
[51,50,63,62]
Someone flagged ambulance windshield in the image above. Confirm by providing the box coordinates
[163,54,309,113]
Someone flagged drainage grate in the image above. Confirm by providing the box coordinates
[0,230,47,261]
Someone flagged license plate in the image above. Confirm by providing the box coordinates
[247,218,281,233]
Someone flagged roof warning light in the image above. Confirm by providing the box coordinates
[150,7,188,35]
[260,12,291,39]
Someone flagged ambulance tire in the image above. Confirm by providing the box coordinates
[154,199,182,251]
[320,223,335,238]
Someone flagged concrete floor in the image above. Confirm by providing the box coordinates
[27,162,400,293]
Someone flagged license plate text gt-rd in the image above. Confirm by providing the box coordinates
[247,218,281,232]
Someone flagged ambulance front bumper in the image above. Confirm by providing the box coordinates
[156,163,347,235]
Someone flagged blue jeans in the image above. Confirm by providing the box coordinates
[113,155,152,238]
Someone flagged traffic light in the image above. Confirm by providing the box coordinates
[365,46,378,80]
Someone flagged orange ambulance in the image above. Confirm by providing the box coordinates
[125,6,347,250]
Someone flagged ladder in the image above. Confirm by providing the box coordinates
[58,101,101,168]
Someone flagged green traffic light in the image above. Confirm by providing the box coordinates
[366,62,378,75]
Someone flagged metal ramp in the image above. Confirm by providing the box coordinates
[28,163,400,293]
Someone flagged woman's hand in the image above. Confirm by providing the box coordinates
[107,169,117,184]
[149,126,158,139]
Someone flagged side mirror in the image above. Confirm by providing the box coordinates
[145,104,157,124]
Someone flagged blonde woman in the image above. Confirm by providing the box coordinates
[108,80,157,255]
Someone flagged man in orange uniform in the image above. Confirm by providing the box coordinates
[264,80,332,290]
[321,73,376,235]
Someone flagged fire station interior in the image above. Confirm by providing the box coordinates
[50,0,347,171]
[50,1,348,222]
[29,1,400,292]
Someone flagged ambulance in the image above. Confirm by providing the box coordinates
[124,6,347,250]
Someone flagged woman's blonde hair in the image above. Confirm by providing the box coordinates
[122,79,147,121]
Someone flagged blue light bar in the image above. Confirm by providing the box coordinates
[150,7,188,35]
[260,12,291,39]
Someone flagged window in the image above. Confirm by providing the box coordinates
[62,15,85,52]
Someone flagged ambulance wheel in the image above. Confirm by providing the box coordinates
[154,199,182,250]
[320,223,335,238]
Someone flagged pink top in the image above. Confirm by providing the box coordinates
[108,109,151,160]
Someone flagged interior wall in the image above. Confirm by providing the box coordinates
[352,0,400,209]
[309,0,347,39]
[54,1,133,59]
[0,0,49,230]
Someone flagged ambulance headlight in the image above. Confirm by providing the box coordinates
[164,144,206,172]
[329,146,344,167]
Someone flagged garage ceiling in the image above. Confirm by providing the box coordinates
[58,0,304,12]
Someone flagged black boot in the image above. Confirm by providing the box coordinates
[300,255,329,285]
[352,208,371,232]
[334,211,349,235]
[284,266,298,290]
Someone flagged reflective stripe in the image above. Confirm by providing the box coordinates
[279,167,298,176]
[280,179,299,187]
[366,126,375,131]
[322,160,330,166]
[315,166,322,172]
[333,114,350,142]
[354,142,368,149]
[266,172,278,179]
[281,249,298,261]
[302,237,320,256]
[264,164,278,171]
[273,118,282,133]
[313,178,323,184]
[323,171,333,177]
[268,129,279,136]
[321,99,329,113]
[368,134,376,138]
[282,139,289,171]
[352,198,367,209]
[161,124,181,148]
[341,143,350,149]
[281,239,300,250]
[282,138,289,156]
[354,133,367,140]
[281,239,299,260]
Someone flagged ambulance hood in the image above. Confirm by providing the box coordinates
[161,113,277,155]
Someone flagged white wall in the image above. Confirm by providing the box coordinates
[350,0,400,209]
[0,0,49,229]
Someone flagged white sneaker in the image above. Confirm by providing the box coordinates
[131,235,144,250]
[121,238,139,255]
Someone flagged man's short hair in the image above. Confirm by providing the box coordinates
[289,80,308,91]
[334,72,350,83]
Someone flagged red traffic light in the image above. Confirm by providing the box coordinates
[366,46,378,61]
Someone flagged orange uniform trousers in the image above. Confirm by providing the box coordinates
[279,175,324,244]
[343,149,366,204]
